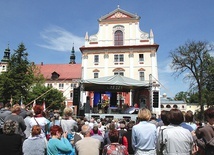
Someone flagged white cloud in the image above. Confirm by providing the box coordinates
[38,25,84,52]
[158,58,174,74]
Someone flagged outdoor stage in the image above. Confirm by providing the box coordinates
[84,113,138,121]
[73,105,139,121]
[83,106,139,121]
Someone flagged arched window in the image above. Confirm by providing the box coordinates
[166,104,171,108]
[114,30,123,46]
[173,105,178,109]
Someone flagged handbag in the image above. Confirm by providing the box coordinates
[33,117,46,133]
[33,117,50,140]
[157,127,166,155]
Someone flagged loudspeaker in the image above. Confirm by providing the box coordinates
[153,91,159,108]
[73,87,80,105]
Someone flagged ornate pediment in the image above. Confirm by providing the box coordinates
[99,7,140,22]
[113,67,125,72]
[93,69,100,72]
[138,68,145,71]
[107,11,131,19]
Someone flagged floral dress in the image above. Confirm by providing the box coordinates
[103,143,128,155]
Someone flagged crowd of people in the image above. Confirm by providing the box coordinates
[0,102,213,155]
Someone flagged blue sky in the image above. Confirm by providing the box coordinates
[0,0,213,98]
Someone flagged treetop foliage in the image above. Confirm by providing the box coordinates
[0,43,65,110]
[170,40,214,118]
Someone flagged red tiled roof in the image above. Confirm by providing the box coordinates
[36,63,82,80]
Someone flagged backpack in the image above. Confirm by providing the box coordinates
[0,109,5,133]
[105,143,128,155]
[0,116,4,134]
[157,126,174,155]
[157,127,166,155]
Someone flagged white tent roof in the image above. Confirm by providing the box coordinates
[81,75,149,91]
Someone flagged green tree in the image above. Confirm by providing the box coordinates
[174,91,190,103]
[0,43,43,103]
[188,92,198,103]
[26,84,66,111]
[204,56,214,106]
[170,40,214,119]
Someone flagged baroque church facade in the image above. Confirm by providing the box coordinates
[80,6,160,114]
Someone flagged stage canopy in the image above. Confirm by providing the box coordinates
[81,75,150,92]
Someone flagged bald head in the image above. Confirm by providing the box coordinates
[81,124,91,137]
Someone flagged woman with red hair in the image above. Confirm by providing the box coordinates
[23,125,46,155]
[29,105,50,139]
[47,125,73,155]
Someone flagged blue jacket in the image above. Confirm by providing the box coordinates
[47,137,74,155]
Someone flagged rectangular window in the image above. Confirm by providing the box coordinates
[119,54,124,62]
[70,92,73,98]
[114,72,124,76]
[47,83,52,87]
[114,54,124,63]
[114,55,118,62]
[139,72,145,81]
[94,72,99,78]
[139,54,144,62]
[71,83,77,88]
[94,55,99,64]
[59,83,64,89]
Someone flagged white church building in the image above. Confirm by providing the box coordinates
[79,6,161,114]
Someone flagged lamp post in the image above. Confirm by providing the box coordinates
[149,74,153,111]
